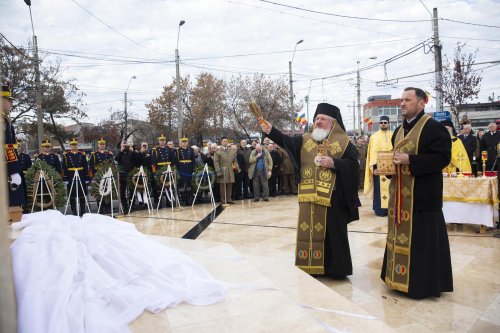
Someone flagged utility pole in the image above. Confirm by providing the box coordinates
[356,60,362,137]
[289,60,295,133]
[433,7,443,112]
[124,91,128,140]
[289,39,303,134]
[305,95,309,131]
[25,1,44,150]
[352,99,356,135]
[123,75,136,142]
[176,20,185,143]
[176,48,182,142]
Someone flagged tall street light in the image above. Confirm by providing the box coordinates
[176,20,185,143]
[356,56,377,137]
[24,0,44,150]
[289,39,303,134]
[124,75,136,141]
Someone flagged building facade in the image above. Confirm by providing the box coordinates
[363,95,402,133]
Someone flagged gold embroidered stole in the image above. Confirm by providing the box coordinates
[295,122,349,274]
[384,114,430,292]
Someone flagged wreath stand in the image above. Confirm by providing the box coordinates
[97,168,123,217]
[30,169,56,213]
[192,163,215,208]
[129,166,154,215]
[157,164,181,211]
[64,169,91,216]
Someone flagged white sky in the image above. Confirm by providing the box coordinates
[2,0,499,130]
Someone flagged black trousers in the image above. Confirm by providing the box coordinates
[234,171,249,199]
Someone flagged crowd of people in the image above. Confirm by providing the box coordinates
[4,76,302,216]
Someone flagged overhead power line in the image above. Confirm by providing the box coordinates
[259,0,500,28]
[70,0,171,56]
[259,0,431,22]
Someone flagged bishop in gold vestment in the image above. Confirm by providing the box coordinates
[261,103,359,278]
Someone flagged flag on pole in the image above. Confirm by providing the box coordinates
[294,112,308,125]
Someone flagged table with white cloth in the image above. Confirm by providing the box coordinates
[442,177,499,228]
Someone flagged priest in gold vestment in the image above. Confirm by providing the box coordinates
[260,103,359,278]
[381,87,453,299]
[440,120,472,174]
[364,116,393,216]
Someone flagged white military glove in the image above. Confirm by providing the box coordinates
[10,173,22,186]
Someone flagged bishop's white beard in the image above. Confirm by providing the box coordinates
[311,127,330,141]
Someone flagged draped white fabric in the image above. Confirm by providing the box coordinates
[11,210,228,333]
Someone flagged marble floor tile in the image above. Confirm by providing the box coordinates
[122,192,500,332]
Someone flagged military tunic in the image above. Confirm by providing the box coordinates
[151,146,176,173]
[35,152,62,174]
[4,116,25,206]
[89,150,114,177]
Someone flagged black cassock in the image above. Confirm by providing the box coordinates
[381,111,453,298]
[267,127,359,277]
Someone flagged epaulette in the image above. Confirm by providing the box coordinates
[34,153,39,158]
[81,151,86,156]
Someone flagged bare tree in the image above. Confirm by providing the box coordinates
[435,42,482,126]
[0,39,86,150]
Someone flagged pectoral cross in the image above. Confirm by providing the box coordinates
[318,140,332,156]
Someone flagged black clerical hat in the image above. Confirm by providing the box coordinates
[313,103,346,131]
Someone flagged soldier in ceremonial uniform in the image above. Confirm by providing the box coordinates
[89,137,113,177]
[89,137,114,213]
[151,134,177,207]
[177,137,196,205]
[35,138,62,175]
[62,137,89,216]
[2,80,24,207]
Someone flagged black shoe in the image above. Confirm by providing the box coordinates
[263,198,269,202]
[227,201,234,204]
[254,198,260,202]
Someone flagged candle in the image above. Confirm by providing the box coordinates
[481,150,488,162]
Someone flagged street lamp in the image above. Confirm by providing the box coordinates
[176,20,185,143]
[24,0,44,150]
[289,39,303,134]
[356,56,377,137]
[124,75,136,141]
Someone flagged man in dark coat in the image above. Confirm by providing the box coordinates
[457,124,477,165]
[260,103,359,278]
[115,141,141,212]
[380,87,453,299]
[234,139,251,200]
[480,122,500,171]
[2,80,25,207]
[267,143,282,197]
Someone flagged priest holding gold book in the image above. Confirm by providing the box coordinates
[254,102,359,279]
[364,115,393,216]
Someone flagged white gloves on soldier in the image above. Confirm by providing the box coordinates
[10,173,22,186]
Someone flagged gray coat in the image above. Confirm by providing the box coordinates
[214,147,239,183]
